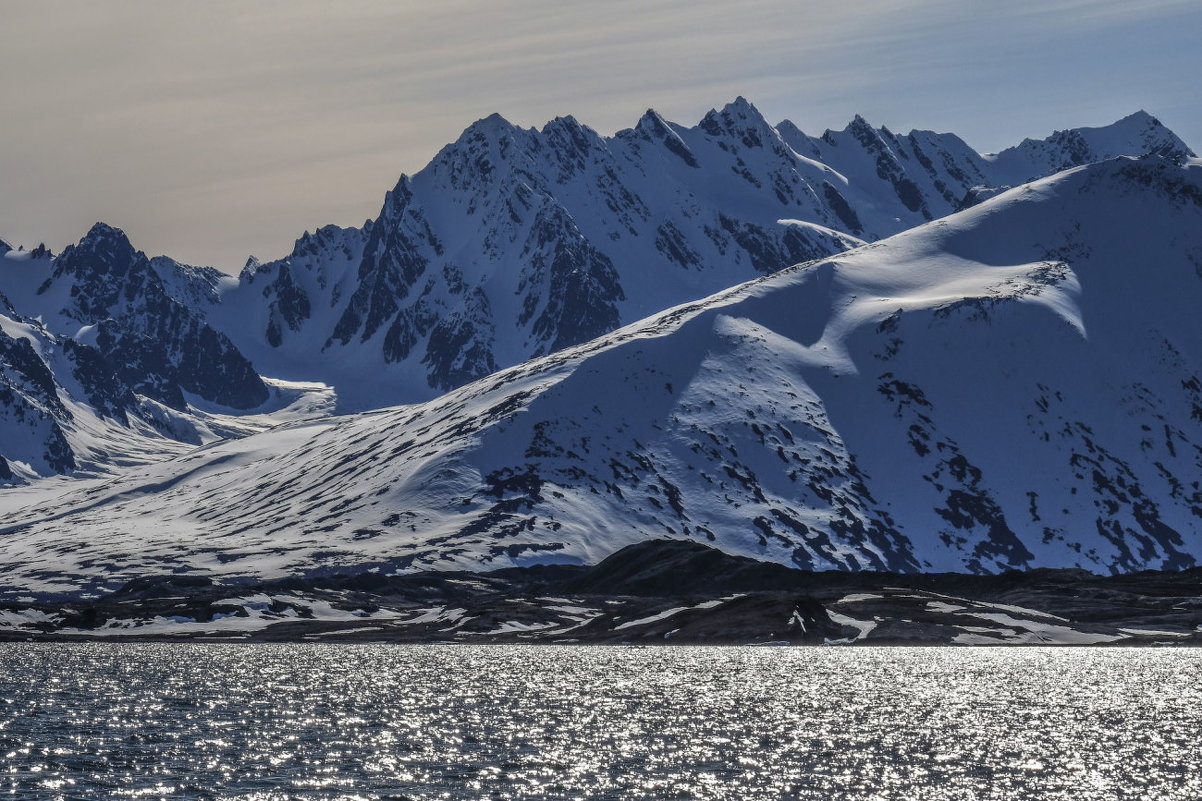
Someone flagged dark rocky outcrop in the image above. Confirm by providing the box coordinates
[43,223,268,409]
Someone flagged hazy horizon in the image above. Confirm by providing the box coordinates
[3,0,1199,272]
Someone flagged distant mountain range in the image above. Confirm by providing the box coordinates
[1,103,1200,598]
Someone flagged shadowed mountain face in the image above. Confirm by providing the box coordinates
[0,304,76,476]
[4,155,1202,596]
[38,223,267,411]
[0,225,277,483]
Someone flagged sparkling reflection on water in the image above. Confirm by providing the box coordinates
[0,644,1198,800]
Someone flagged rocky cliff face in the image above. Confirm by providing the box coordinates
[38,223,267,410]
[0,289,170,482]
[0,226,275,481]
[0,300,76,477]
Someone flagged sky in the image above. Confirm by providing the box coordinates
[2,0,1200,273]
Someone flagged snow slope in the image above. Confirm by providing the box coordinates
[4,155,1202,597]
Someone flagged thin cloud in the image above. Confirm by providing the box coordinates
[1,0,1198,270]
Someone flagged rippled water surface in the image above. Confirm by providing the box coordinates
[0,644,1198,800]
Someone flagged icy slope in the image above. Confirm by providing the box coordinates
[208,105,1190,409]
[4,155,1202,596]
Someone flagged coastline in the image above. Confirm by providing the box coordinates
[3,540,1199,646]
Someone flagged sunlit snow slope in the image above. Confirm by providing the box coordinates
[4,155,1202,597]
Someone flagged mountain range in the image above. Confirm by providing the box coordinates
[1,102,1199,598]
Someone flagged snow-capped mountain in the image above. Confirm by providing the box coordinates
[0,228,328,483]
[209,104,1191,409]
[0,296,77,479]
[4,154,1202,596]
[0,280,218,484]
[9,223,268,410]
[0,104,1192,482]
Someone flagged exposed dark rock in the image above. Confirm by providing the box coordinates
[525,208,624,355]
[560,539,808,596]
[0,327,75,474]
[329,177,441,349]
[41,223,267,409]
[423,297,499,390]
[4,540,1199,645]
[822,181,864,235]
[264,263,311,347]
[111,574,215,599]
[61,339,138,422]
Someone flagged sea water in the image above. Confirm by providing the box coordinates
[0,644,1197,800]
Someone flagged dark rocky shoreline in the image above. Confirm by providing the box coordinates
[2,540,1200,645]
